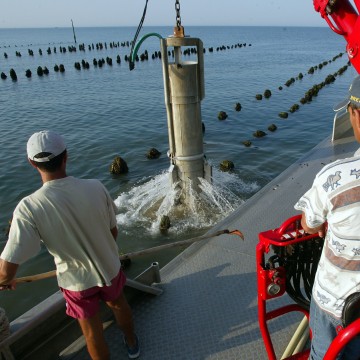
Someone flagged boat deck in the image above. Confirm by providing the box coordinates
[59,132,357,359]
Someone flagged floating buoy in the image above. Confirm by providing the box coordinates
[242,140,252,147]
[81,60,89,69]
[285,78,295,87]
[268,124,277,132]
[147,148,161,159]
[234,102,242,111]
[218,111,228,120]
[253,130,266,138]
[289,104,300,113]
[325,74,336,84]
[220,160,234,172]
[9,68,17,81]
[110,156,129,174]
[264,89,272,98]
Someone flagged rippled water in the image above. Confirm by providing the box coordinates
[0,26,356,320]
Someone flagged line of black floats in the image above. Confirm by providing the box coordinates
[216,59,350,152]
[2,40,251,59]
[1,65,67,80]
[1,40,251,81]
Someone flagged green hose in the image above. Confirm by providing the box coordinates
[130,33,163,65]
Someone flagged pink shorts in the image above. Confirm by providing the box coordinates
[60,270,126,319]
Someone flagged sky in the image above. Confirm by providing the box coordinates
[0,0,330,28]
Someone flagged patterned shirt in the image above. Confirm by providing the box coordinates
[295,149,360,318]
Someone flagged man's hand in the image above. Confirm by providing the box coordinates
[0,280,16,291]
[301,212,326,238]
[0,259,19,289]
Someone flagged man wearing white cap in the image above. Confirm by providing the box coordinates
[294,76,360,359]
[0,130,140,359]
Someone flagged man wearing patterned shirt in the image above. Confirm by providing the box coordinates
[295,75,360,360]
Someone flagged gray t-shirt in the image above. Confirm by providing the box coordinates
[1,176,120,291]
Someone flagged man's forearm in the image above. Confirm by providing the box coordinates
[301,212,325,237]
[0,259,19,284]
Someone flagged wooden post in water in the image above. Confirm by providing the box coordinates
[71,19,77,44]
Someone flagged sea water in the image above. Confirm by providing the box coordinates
[0,26,356,320]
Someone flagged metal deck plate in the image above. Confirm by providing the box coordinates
[62,135,358,359]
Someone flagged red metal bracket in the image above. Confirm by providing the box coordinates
[257,214,360,359]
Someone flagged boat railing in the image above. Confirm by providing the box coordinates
[0,262,162,360]
[332,108,353,142]
[257,214,360,360]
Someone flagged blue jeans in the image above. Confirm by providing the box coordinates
[309,299,360,360]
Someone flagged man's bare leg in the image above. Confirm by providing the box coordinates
[106,292,136,347]
[78,312,110,360]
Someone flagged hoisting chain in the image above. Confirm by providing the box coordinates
[174,0,185,37]
[175,0,182,29]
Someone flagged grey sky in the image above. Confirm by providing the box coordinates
[1,0,328,28]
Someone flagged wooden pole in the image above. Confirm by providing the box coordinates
[15,229,243,284]
[71,19,77,44]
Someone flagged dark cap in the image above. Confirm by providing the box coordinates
[334,75,360,111]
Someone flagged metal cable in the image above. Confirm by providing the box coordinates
[129,0,149,70]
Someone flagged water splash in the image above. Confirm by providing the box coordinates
[114,167,259,235]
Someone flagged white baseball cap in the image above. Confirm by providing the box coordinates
[27,130,66,162]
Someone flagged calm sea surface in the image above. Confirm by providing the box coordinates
[0,26,356,320]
